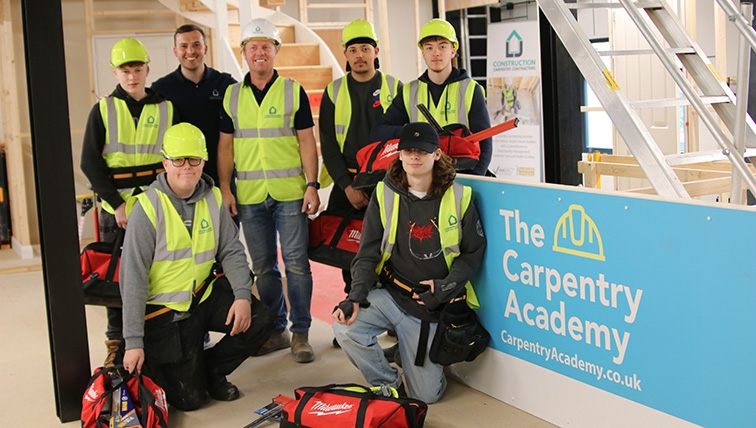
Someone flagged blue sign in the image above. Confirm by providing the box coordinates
[457,177,756,427]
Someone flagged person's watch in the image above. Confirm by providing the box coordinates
[306,181,320,190]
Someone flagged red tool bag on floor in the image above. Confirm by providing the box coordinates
[308,210,364,271]
[80,229,123,307]
[279,384,428,428]
[81,366,168,428]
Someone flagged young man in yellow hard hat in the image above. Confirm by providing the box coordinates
[370,19,492,176]
[120,123,275,410]
[217,18,320,363]
[319,18,402,297]
[80,37,179,367]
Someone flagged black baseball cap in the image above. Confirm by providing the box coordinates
[398,122,440,153]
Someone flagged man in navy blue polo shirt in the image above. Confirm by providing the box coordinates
[152,24,237,185]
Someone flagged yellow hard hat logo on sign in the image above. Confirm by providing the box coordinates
[552,204,605,261]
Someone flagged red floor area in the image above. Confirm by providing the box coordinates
[310,261,346,324]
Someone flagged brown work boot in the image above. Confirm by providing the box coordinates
[103,339,121,368]
[291,332,315,363]
[255,329,291,356]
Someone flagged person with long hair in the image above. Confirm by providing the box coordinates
[332,122,486,403]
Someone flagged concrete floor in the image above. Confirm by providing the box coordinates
[0,249,556,427]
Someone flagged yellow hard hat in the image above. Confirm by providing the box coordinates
[341,19,379,48]
[417,19,458,50]
[240,18,282,48]
[161,123,208,160]
[110,38,150,68]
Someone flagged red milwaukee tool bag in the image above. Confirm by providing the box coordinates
[81,366,168,428]
[80,229,123,307]
[279,384,427,428]
[438,123,480,172]
[352,138,399,190]
[308,210,364,271]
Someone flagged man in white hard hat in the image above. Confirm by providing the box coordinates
[80,37,179,367]
[121,123,275,410]
[218,18,320,363]
[370,18,492,176]
[319,18,402,296]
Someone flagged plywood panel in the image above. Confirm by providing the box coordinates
[313,28,346,73]
[277,43,320,66]
[277,65,332,91]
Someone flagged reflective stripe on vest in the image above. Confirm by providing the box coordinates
[135,187,222,312]
[375,181,478,308]
[99,97,172,213]
[404,78,476,127]
[223,78,304,204]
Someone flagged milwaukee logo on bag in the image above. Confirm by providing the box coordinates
[280,383,427,428]
[308,211,365,271]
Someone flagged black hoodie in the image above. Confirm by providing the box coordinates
[346,176,486,322]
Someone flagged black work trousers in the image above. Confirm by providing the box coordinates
[141,276,275,411]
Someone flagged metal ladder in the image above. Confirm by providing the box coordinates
[537,0,756,199]
[459,6,491,88]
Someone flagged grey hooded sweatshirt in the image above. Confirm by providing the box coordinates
[120,173,252,350]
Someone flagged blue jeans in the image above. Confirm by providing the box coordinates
[332,288,446,403]
[238,197,313,333]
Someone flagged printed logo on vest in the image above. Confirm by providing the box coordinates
[199,218,213,234]
[444,101,456,115]
[145,115,158,128]
[445,214,459,232]
[266,106,281,119]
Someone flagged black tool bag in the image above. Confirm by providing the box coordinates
[429,297,491,366]
[80,229,124,307]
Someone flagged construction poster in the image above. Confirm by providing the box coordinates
[486,20,544,183]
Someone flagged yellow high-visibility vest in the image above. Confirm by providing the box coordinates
[223,78,305,204]
[99,97,173,213]
[402,78,479,128]
[130,187,222,312]
[320,73,400,186]
[374,181,479,308]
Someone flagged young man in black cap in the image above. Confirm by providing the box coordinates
[332,122,486,403]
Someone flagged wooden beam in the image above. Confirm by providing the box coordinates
[0,0,32,249]
[93,9,175,16]
[627,176,746,198]
[377,0,391,74]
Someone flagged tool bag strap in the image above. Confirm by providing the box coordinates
[365,140,388,172]
[104,228,126,282]
[414,321,431,367]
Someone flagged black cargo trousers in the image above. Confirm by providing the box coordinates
[140,276,275,411]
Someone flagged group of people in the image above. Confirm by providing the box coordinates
[80,15,487,412]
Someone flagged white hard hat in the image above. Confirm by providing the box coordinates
[240,18,282,48]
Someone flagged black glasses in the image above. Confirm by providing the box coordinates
[169,157,202,167]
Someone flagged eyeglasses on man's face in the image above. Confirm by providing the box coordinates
[169,157,203,167]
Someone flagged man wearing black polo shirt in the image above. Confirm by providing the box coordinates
[152,25,236,185]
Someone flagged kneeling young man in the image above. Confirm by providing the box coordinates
[332,122,486,403]
[121,123,275,411]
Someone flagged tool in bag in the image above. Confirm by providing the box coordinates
[81,365,168,428]
[279,383,428,428]
[243,394,296,428]
[429,295,491,366]
[308,209,364,270]
[80,227,124,307]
